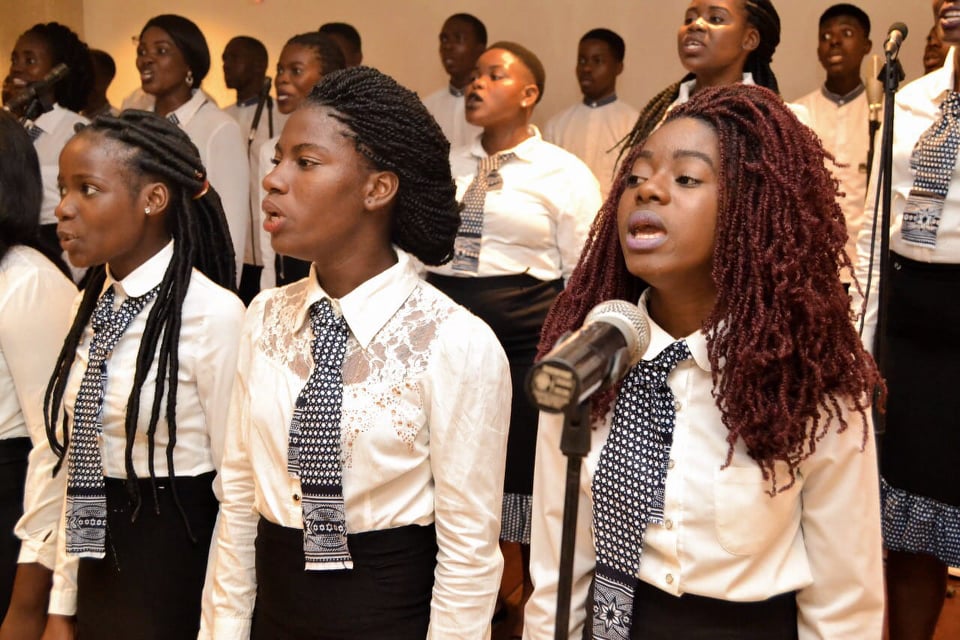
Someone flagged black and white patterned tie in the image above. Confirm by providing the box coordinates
[451,152,515,273]
[288,298,351,570]
[27,122,44,141]
[65,284,159,557]
[590,340,692,640]
[902,91,960,247]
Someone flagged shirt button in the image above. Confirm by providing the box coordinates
[293,494,301,502]
[674,399,682,412]
[667,458,676,470]
[665,519,674,530]
[665,573,674,585]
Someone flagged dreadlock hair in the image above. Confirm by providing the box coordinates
[620,0,781,153]
[44,110,236,537]
[0,110,69,277]
[539,84,883,490]
[21,22,94,113]
[304,67,460,266]
[285,32,346,75]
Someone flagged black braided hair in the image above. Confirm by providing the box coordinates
[45,110,235,538]
[304,67,460,266]
[0,110,70,276]
[21,22,94,113]
[620,0,781,155]
[285,32,346,74]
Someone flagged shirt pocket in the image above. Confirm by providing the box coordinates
[713,464,801,556]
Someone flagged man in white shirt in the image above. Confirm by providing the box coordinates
[544,29,639,199]
[794,4,873,288]
[421,14,486,150]
[222,36,278,303]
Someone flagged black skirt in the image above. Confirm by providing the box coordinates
[881,253,960,507]
[252,518,437,639]
[75,472,218,640]
[427,273,563,544]
[0,437,30,622]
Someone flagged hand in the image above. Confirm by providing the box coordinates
[0,563,53,640]
[39,615,74,640]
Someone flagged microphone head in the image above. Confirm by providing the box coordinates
[49,63,70,82]
[865,54,883,106]
[584,300,649,368]
[888,22,908,39]
[262,76,272,90]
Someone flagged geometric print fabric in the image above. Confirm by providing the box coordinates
[451,152,515,273]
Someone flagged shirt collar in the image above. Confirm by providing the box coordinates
[921,46,958,105]
[235,94,261,108]
[34,103,69,131]
[819,82,865,106]
[637,289,711,372]
[583,93,618,108]
[677,72,754,104]
[467,124,542,162]
[448,84,466,98]
[293,248,420,349]
[105,240,174,298]
[165,90,207,127]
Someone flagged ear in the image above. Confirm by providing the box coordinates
[615,61,624,77]
[520,84,539,109]
[742,27,760,53]
[362,170,400,212]
[862,38,873,56]
[139,181,170,217]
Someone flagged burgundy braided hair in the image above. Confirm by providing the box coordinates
[539,84,883,487]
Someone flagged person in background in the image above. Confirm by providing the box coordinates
[135,14,249,285]
[422,13,487,150]
[425,41,601,638]
[544,28,639,198]
[319,22,363,67]
[222,35,278,304]
[81,50,117,119]
[1,22,92,267]
[255,32,346,291]
[205,66,510,639]
[0,111,76,640]
[528,84,884,640]
[852,1,960,636]
[924,23,950,74]
[794,3,872,293]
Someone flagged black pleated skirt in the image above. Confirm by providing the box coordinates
[252,518,437,639]
[0,437,30,622]
[75,472,218,640]
[428,272,562,544]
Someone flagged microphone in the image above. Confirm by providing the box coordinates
[248,75,272,149]
[2,63,69,114]
[865,54,883,124]
[884,22,908,60]
[527,300,649,413]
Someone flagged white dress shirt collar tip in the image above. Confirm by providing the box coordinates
[297,249,418,349]
[105,240,174,297]
[922,48,957,105]
[468,125,542,162]
[167,90,207,126]
[638,289,711,372]
[34,103,69,131]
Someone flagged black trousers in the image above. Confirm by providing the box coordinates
[0,438,30,622]
[252,518,437,639]
[76,472,218,640]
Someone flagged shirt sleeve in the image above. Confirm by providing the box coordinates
[555,162,602,281]
[524,411,598,640]
[794,404,884,639]
[205,117,250,287]
[195,290,245,474]
[425,315,511,639]
[5,271,77,568]
[851,125,884,355]
[206,305,260,639]
[47,485,78,615]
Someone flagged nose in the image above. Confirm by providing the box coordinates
[262,162,286,194]
[636,174,668,204]
[55,192,74,222]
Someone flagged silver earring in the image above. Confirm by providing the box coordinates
[185,70,194,86]
[144,206,152,215]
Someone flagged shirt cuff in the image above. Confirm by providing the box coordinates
[212,615,252,639]
[48,587,77,616]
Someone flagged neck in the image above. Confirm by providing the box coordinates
[481,120,533,155]
[449,72,472,91]
[954,49,960,91]
[312,244,397,299]
[153,86,192,117]
[824,74,861,96]
[236,81,262,104]
[692,67,745,93]
[646,282,716,340]
[584,88,616,103]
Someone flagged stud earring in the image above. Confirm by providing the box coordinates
[185,70,194,86]
[144,206,152,215]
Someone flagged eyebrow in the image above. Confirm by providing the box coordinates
[637,148,716,169]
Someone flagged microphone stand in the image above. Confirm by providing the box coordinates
[554,400,591,640]
[18,91,55,125]
[869,56,905,446]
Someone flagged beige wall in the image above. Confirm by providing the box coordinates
[2,1,938,125]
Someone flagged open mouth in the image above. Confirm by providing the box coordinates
[625,211,667,250]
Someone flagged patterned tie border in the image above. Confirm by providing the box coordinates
[591,340,692,640]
